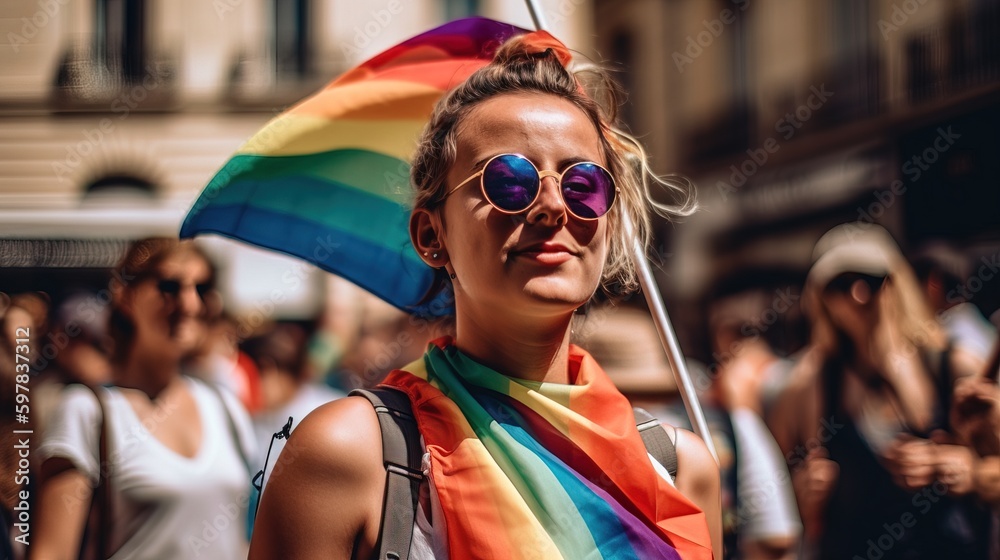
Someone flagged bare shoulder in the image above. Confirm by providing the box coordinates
[250,396,386,560]
[672,428,720,494]
[277,395,384,472]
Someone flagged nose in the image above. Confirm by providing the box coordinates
[173,284,205,317]
[525,174,567,227]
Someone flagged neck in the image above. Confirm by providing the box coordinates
[454,303,574,384]
[839,330,882,380]
[115,344,181,399]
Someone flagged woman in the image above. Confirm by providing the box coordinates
[32,238,257,559]
[770,225,990,559]
[250,32,721,559]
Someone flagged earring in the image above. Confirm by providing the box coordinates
[423,251,428,256]
[432,253,439,259]
[449,272,457,280]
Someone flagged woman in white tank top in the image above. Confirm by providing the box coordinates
[32,238,257,559]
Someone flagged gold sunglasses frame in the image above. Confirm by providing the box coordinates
[446,153,620,221]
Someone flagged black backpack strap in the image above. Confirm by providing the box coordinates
[633,407,678,479]
[350,387,423,560]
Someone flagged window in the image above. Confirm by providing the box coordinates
[827,0,880,120]
[274,0,311,78]
[54,0,174,108]
[95,0,148,84]
[610,30,635,131]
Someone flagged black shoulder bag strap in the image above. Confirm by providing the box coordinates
[633,407,679,479]
[78,383,111,560]
[349,387,423,560]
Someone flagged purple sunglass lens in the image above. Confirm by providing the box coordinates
[561,163,614,219]
[482,155,540,212]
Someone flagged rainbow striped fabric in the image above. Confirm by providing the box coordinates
[383,338,713,559]
[180,18,535,317]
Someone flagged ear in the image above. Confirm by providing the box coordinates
[409,208,447,267]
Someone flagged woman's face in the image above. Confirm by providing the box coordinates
[436,92,610,318]
[822,274,883,339]
[125,250,212,356]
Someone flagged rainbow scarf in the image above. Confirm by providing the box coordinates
[180,18,576,318]
[383,338,713,559]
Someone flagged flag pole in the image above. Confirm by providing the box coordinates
[623,216,719,464]
[524,0,549,29]
[522,0,718,463]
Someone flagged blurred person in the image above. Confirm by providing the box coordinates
[32,292,112,438]
[707,293,803,560]
[929,372,1000,502]
[1,292,49,560]
[2,292,50,367]
[945,344,1000,559]
[304,276,366,391]
[707,280,800,421]
[912,241,998,365]
[950,342,1000,458]
[887,346,1000,559]
[243,321,344,486]
[32,238,257,560]
[44,292,111,384]
[333,294,440,390]
[770,224,990,559]
[186,312,264,414]
[251,33,720,559]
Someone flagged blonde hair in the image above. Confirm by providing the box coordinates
[410,35,695,298]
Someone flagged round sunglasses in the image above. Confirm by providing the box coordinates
[447,153,619,220]
[156,277,213,301]
[824,272,887,295]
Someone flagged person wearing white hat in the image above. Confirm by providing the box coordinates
[770,224,990,560]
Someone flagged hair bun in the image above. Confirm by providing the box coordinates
[493,30,573,68]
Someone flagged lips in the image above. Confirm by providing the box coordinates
[512,241,578,265]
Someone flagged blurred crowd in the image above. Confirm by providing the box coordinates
[1,223,998,559]
[578,223,1000,560]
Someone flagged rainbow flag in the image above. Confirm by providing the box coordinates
[180,18,530,317]
[383,338,714,559]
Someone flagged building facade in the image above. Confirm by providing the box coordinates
[595,0,1000,354]
[0,0,595,314]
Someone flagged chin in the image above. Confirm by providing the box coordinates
[518,278,594,313]
[172,320,206,354]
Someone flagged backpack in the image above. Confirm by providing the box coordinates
[350,387,679,560]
